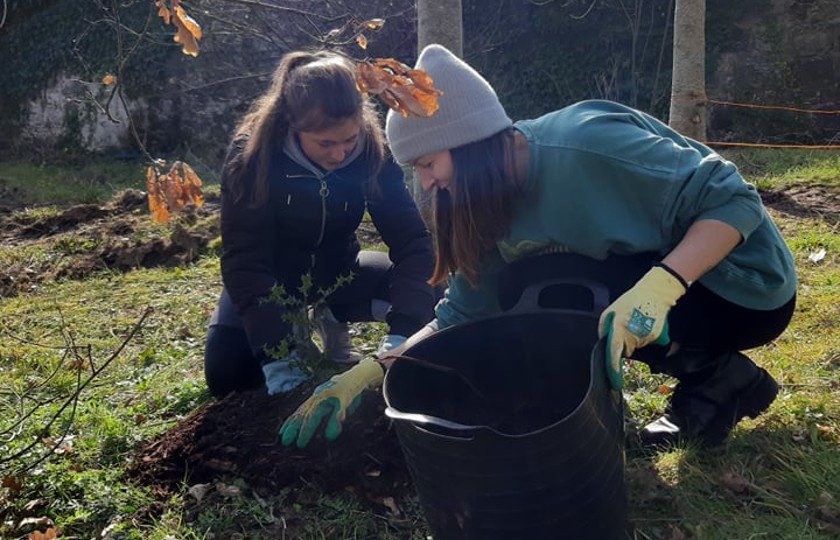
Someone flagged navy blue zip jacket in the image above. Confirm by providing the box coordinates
[220,134,436,362]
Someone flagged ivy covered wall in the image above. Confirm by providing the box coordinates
[0,0,178,152]
[1,0,837,164]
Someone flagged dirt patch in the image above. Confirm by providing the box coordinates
[0,189,220,298]
[759,182,840,223]
[125,381,416,532]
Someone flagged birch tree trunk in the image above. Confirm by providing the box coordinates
[669,0,707,141]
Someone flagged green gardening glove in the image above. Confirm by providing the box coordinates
[279,358,385,448]
[598,264,687,390]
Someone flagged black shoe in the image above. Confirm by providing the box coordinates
[640,351,778,448]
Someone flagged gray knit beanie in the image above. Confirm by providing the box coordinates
[385,44,512,165]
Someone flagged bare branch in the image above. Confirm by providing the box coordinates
[0,307,154,473]
[212,0,347,22]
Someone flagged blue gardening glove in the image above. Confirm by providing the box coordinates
[598,264,687,390]
[279,358,385,448]
[262,350,311,395]
[376,334,407,358]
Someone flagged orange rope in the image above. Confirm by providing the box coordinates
[705,141,840,149]
[707,98,840,115]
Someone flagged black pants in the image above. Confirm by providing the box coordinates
[204,250,394,397]
[497,253,795,362]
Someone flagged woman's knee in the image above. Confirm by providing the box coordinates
[204,325,263,397]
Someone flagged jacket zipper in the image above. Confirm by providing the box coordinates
[284,173,329,248]
[316,178,329,246]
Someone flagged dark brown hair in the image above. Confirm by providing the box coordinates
[429,129,522,286]
[224,50,385,206]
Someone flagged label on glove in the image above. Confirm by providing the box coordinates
[626,308,656,338]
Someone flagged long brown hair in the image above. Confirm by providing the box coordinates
[224,50,385,206]
[429,129,522,286]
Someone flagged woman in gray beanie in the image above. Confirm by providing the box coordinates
[280,44,796,450]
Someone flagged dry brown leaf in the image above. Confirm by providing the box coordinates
[101,74,116,85]
[180,162,205,206]
[2,475,23,491]
[67,357,89,371]
[28,526,57,540]
[355,58,443,118]
[146,166,170,224]
[172,17,201,56]
[356,34,368,50]
[145,162,204,223]
[389,84,441,117]
[406,69,437,93]
[174,5,202,39]
[721,470,752,494]
[155,0,171,24]
[155,2,201,56]
[363,18,385,30]
[355,61,391,95]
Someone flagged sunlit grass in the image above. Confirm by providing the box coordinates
[723,148,840,187]
[1,151,838,539]
[0,160,147,206]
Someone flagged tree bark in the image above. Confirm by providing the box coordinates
[413,0,463,222]
[669,0,707,141]
[417,0,463,57]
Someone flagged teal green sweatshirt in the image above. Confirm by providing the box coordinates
[435,100,797,329]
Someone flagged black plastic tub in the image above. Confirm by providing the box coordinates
[383,280,627,540]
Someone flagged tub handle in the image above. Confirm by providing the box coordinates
[385,408,477,436]
[508,278,610,316]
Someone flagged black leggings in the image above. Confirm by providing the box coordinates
[497,253,795,358]
[204,250,393,397]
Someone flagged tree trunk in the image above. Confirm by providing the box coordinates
[417,0,463,57]
[669,0,707,141]
[413,0,463,222]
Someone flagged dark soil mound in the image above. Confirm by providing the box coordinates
[125,381,412,503]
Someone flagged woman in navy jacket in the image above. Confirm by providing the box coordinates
[204,50,438,397]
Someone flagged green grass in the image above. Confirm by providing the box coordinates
[1,150,839,539]
[0,160,148,206]
[722,147,840,186]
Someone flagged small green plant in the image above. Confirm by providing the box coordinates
[262,271,356,377]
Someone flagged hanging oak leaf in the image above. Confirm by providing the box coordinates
[145,161,204,223]
[154,1,201,56]
[355,61,391,94]
[146,166,170,223]
[355,58,443,117]
[154,0,171,24]
[356,34,368,50]
[101,74,116,85]
[172,5,202,57]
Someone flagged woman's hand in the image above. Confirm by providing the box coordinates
[376,321,439,368]
[598,265,687,389]
[598,219,741,389]
[279,359,385,448]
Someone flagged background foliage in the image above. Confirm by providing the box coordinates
[1,0,838,166]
